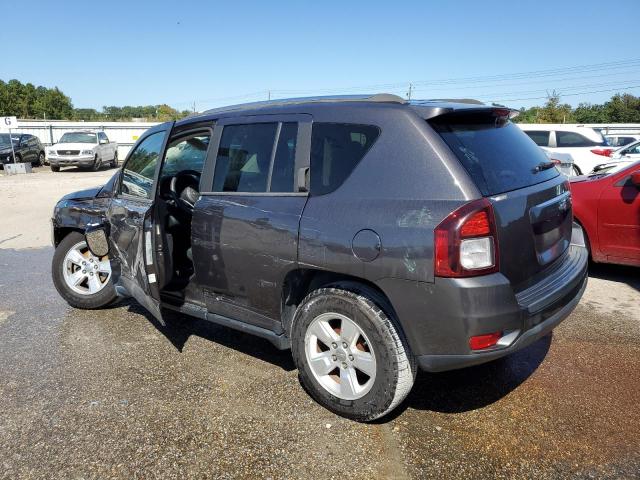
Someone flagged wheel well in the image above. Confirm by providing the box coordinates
[280,269,397,336]
[54,227,84,248]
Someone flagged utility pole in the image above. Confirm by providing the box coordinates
[407,82,413,101]
[268,90,271,101]
[193,101,196,113]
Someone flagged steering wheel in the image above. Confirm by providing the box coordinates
[169,170,201,213]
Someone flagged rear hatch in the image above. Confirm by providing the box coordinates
[429,109,573,289]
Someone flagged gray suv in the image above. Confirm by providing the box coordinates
[50,94,588,421]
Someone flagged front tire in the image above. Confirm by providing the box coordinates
[92,155,101,171]
[52,231,117,309]
[291,287,416,422]
[33,152,45,167]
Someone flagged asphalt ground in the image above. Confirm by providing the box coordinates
[0,167,638,479]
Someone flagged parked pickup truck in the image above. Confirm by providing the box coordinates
[47,131,118,172]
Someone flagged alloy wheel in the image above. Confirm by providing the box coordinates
[62,241,111,295]
[304,312,377,400]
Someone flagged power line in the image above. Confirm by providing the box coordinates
[166,57,640,109]
[413,79,640,99]
[488,85,640,103]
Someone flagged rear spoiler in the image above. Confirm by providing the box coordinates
[410,100,520,121]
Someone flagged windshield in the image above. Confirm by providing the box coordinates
[430,111,559,195]
[59,133,97,144]
[0,134,20,146]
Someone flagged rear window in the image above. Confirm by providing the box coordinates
[430,112,559,196]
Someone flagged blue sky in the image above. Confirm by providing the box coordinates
[3,0,639,111]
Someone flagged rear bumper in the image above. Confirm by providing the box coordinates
[416,273,587,371]
[378,241,588,372]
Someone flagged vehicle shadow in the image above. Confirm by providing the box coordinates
[124,300,296,371]
[380,334,552,421]
[124,296,552,410]
[588,262,640,293]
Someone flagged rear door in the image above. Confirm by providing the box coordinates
[597,165,640,261]
[430,110,572,290]
[193,114,310,331]
[107,124,173,324]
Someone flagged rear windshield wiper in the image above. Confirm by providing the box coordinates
[532,161,557,173]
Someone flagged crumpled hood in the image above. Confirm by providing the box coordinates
[50,143,97,152]
[59,185,103,201]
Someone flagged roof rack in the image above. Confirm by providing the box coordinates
[411,98,485,106]
[202,93,407,114]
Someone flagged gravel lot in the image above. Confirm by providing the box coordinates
[0,168,638,479]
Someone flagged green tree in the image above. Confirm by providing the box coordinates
[536,92,575,123]
[573,102,607,123]
[604,94,640,123]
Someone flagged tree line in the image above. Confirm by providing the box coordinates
[2,78,639,124]
[513,91,640,124]
[0,79,192,121]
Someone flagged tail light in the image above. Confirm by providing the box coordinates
[590,148,613,157]
[434,198,499,277]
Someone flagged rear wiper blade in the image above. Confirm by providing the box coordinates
[532,161,557,173]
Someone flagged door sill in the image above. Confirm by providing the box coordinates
[161,301,291,350]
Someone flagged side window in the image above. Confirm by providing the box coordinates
[524,130,549,147]
[625,143,640,155]
[556,131,598,147]
[213,123,278,192]
[270,122,298,192]
[162,133,211,177]
[310,123,380,195]
[120,132,165,199]
[99,132,109,143]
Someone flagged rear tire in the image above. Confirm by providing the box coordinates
[291,287,416,422]
[52,231,117,309]
[572,165,582,176]
[32,152,45,167]
[111,151,118,168]
[50,165,60,172]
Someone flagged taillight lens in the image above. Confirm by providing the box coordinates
[434,198,499,278]
[469,331,503,350]
[590,148,613,157]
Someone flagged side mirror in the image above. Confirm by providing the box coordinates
[297,167,310,192]
[85,224,110,257]
[631,172,640,189]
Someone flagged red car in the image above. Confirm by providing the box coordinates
[570,160,640,266]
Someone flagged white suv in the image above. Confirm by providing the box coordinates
[517,124,611,174]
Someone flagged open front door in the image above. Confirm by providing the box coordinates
[106,123,173,325]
